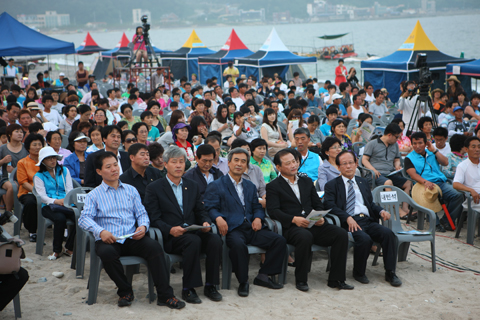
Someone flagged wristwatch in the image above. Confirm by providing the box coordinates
[433,149,439,154]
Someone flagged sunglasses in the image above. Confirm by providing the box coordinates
[125,138,137,143]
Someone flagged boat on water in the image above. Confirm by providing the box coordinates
[298,33,358,60]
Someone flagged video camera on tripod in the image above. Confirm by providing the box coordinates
[141,15,150,37]
[404,53,441,133]
[412,53,440,98]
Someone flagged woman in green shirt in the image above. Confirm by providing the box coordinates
[120,104,140,129]
[250,138,277,183]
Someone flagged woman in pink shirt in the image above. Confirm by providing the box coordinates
[334,59,347,87]
[132,27,148,66]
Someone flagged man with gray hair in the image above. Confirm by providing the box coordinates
[204,148,287,297]
[293,127,323,181]
[144,146,223,304]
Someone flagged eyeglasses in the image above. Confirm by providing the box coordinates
[125,138,137,143]
[329,145,342,150]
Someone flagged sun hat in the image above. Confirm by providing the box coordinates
[411,183,442,213]
[36,146,63,166]
[431,88,444,95]
[446,75,460,83]
[332,93,343,100]
[73,133,91,143]
[27,101,40,110]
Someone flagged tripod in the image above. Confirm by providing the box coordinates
[126,33,160,68]
[405,93,438,136]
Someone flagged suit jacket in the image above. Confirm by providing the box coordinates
[144,177,211,240]
[324,176,383,227]
[203,174,265,232]
[84,149,131,187]
[266,175,324,230]
[183,165,223,199]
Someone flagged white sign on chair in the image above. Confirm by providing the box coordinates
[380,191,398,203]
[76,194,87,204]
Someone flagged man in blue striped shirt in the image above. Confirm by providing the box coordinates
[79,151,185,309]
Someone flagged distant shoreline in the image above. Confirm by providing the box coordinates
[43,10,479,36]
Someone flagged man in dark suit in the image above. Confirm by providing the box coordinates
[183,144,223,200]
[204,148,286,297]
[119,143,163,203]
[84,125,131,187]
[144,146,223,304]
[267,149,352,292]
[324,150,402,287]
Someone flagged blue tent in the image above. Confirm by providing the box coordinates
[198,29,254,84]
[361,21,473,102]
[446,59,480,78]
[160,30,216,80]
[236,28,316,80]
[0,12,75,56]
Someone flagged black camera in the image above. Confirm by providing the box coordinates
[141,15,150,34]
[414,53,440,97]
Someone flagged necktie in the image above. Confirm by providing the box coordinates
[346,180,356,216]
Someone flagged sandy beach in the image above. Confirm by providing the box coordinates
[1,221,479,320]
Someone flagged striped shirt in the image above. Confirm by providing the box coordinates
[78,180,149,243]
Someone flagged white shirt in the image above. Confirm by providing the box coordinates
[232,97,244,110]
[51,102,64,115]
[228,173,245,206]
[341,175,369,216]
[453,158,480,193]
[5,65,17,77]
[433,142,451,157]
[43,109,63,126]
[365,93,375,103]
[80,91,104,105]
[397,96,430,132]
[281,174,301,204]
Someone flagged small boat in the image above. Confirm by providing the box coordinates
[299,33,358,60]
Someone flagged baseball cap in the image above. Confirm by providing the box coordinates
[332,93,343,100]
[453,106,463,112]
[59,72,65,77]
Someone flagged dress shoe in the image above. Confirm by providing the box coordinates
[327,280,354,290]
[118,293,134,307]
[182,288,202,304]
[157,296,186,309]
[441,221,454,231]
[295,281,309,292]
[385,271,402,287]
[204,285,222,302]
[436,224,446,233]
[353,273,369,284]
[253,277,283,289]
[238,282,249,297]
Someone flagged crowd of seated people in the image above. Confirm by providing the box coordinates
[2,71,480,311]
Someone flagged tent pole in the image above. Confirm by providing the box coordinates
[47,55,50,75]
[74,54,77,82]
[316,63,318,79]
